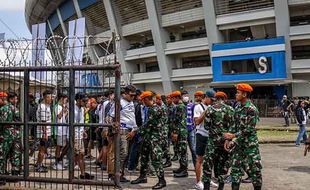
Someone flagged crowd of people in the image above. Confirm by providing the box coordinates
[0,83,264,190]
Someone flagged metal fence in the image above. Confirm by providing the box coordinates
[0,35,122,189]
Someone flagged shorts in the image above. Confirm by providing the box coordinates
[96,128,109,149]
[57,135,68,147]
[74,139,84,155]
[39,136,52,147]
[196,133,208,156]
[88,127,97,141]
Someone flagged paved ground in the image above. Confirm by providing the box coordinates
[1,143,310,190]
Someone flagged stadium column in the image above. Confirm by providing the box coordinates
[274,0,292,80]
[201,0,224,56]
[144,0,178,94]
[56,8,68,36]
[72,0,98,63]
[103,0,137,85]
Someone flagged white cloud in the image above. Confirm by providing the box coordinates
[0,0,25,11]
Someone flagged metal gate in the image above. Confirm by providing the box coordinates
[0,34,121,189]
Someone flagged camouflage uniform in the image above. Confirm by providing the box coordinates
[171,103,188,169]
[0,102,22,174]
[229,100,262,186]
[202,101,235,185]
[167,104,177,157]
[138,104,165,178]
[160,104,170,161]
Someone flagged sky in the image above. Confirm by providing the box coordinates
[0,0,31,39]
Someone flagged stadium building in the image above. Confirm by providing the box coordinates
[25,0,310,98]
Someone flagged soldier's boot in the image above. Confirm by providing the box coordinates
[172,167,183,174]
[131,173,147,184]
[163,160,172,168]
[253,185,262,190]
[203,182,210,190]
[171,155,178,161]
[173,166,188,178]
[217,183,225,190]
[232,183,240,190]
[152,173,166,189]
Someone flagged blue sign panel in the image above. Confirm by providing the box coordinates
[212,37,287,82]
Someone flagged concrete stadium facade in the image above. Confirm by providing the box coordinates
[25,0,310,98]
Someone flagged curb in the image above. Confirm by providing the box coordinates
[259,141,295,144]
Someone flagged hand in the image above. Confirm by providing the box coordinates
[127,131,136,140]
[171,133,178,142]
[224,140,230,152]
[83,131,88,139]
[224,133,235,140]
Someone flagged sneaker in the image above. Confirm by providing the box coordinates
[225,175,232,184]
[74,165,80,170]
[52,163,65,170]
[34,166,48,173]
[0,180,6,186]
[85,155,96,160]
[80,172,94,180]
[120,176,130,183]
[46,154,54,159]
[210,180,218,188]
[194,181,204,190]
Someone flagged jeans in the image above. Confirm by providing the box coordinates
[296,124,308,145]
[284,111,290,127]
[127,137,141,170]
[187,129,196,167]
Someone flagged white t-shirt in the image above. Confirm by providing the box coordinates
[55,104,68,136]
[194,103,209,137]
[36,103,52,138]
[302,109,307,125]
[97,100,110,124]
[74,104,84,139]
[110,98,137,129]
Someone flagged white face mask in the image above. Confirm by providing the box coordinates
[183,96,189,103]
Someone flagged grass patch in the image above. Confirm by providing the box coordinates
[258,130,297,142]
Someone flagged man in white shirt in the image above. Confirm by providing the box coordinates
[109,85,137,183]
[193,90,218,190]
[95,90,114,170]
[74,92,94,179]
[53,93,68,170]
[35,90,53,173]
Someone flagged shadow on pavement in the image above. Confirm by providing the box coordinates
[284,166,310,174]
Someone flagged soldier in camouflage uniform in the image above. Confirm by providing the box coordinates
[131,91,166,189]
[170,91,188,178]
[0,92,8,186]
[224,83,262,190]
[155,94,171,168]
[0,92,22,177]
[167,94,178,161]
[202,91,234,190]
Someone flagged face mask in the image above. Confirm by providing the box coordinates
[183,96,189,103]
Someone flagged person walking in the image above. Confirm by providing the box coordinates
[295,100,308,146]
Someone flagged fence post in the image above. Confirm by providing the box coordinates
[113,31,121,187]
[23,69,30,179]
[68,68,75,182]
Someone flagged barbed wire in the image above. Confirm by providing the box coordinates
[0,35,114,67]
